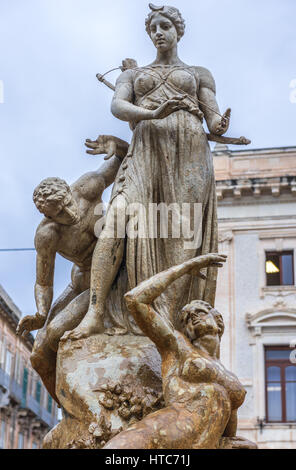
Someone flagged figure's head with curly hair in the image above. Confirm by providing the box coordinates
[178,299,224,358]
[33,177,80,225]
[145,4,185,50]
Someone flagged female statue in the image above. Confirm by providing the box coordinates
[103,253,256,449]
[65,4,231,340]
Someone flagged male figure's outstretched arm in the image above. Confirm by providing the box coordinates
[74,135,129,201]
[124,254,227,353]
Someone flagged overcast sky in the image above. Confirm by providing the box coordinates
[0,0,295,318]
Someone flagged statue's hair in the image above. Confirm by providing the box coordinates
[178,300,225,339]
[145,4,185,41]
[33,177,71,210]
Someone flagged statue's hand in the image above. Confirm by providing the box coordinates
[152,96,190,119]
[16,314,45,336]
[212,108,231,135]
[85,135,126,160]
[188,253,227,278]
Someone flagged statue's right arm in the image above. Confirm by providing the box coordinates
[124,257,196,353]
[124,294,177,355]
[124,254,227,353]
[16,224,58,336]
[111,70,155,122]
[34,225,58,323]
[111,70,192,122]
[74,156,123,201]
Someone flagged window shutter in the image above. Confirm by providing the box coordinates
[36,381,41,403]
[21,367,28,407]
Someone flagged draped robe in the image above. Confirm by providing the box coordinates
[104,65,218,334]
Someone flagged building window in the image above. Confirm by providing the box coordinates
[0,419,5,449]
[265,346,296,422]
[265,251,294,286]
[4,349,12,375]
[47,394,53,414]
[32,441,38,449]
[35,381,41,403]
[14,352,19,382]
[17,432,24,449]
[21,367,28,408]
[15,354,22,384]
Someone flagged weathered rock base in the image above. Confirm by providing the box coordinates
[43,334,163,449]
[42,333,257,449]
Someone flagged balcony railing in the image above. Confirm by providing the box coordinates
[10,379,22,402]
[1,366,58,428]
[1,368,25,404]
[26,395,58,428]
[27,395,41,416]
[40,407,58,428]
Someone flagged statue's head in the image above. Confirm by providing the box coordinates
[145,3,185,51]
[33,177,80,225]
[178,300,224,355]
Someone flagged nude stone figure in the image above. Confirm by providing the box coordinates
[16,135,128,402]
[104,253,256,449]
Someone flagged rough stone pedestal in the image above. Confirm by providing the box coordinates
[42,334,162,449]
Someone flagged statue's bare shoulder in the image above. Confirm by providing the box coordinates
[71,152,123,203]
[113,69,135,104]
[35,219,60,255]
[71,172,105,203]
[116,69,134,84]
[193,66,216,94]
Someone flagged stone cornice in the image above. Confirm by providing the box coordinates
[216,176,296,201]
[213,146,296,181]
[213,145,296,158]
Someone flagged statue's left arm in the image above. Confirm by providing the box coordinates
[195,66,231,136]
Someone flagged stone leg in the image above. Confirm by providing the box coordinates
[31,326,60,404]
[104,398,231,449]
[31,289,89,404]
[65,195,128,340]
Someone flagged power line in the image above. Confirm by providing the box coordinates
[0,248,35,252]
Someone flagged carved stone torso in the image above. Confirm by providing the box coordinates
[133,65,199,107]
[130,65,204,123]
[162,332,246,411]
[56,199,98,268]
[39,193,100,269]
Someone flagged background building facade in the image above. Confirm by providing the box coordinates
[0,284,58,449]
[214,145,296,449]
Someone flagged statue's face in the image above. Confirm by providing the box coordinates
[39,193,80,225]
[183,306,219,343]
[149,13,178,51]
